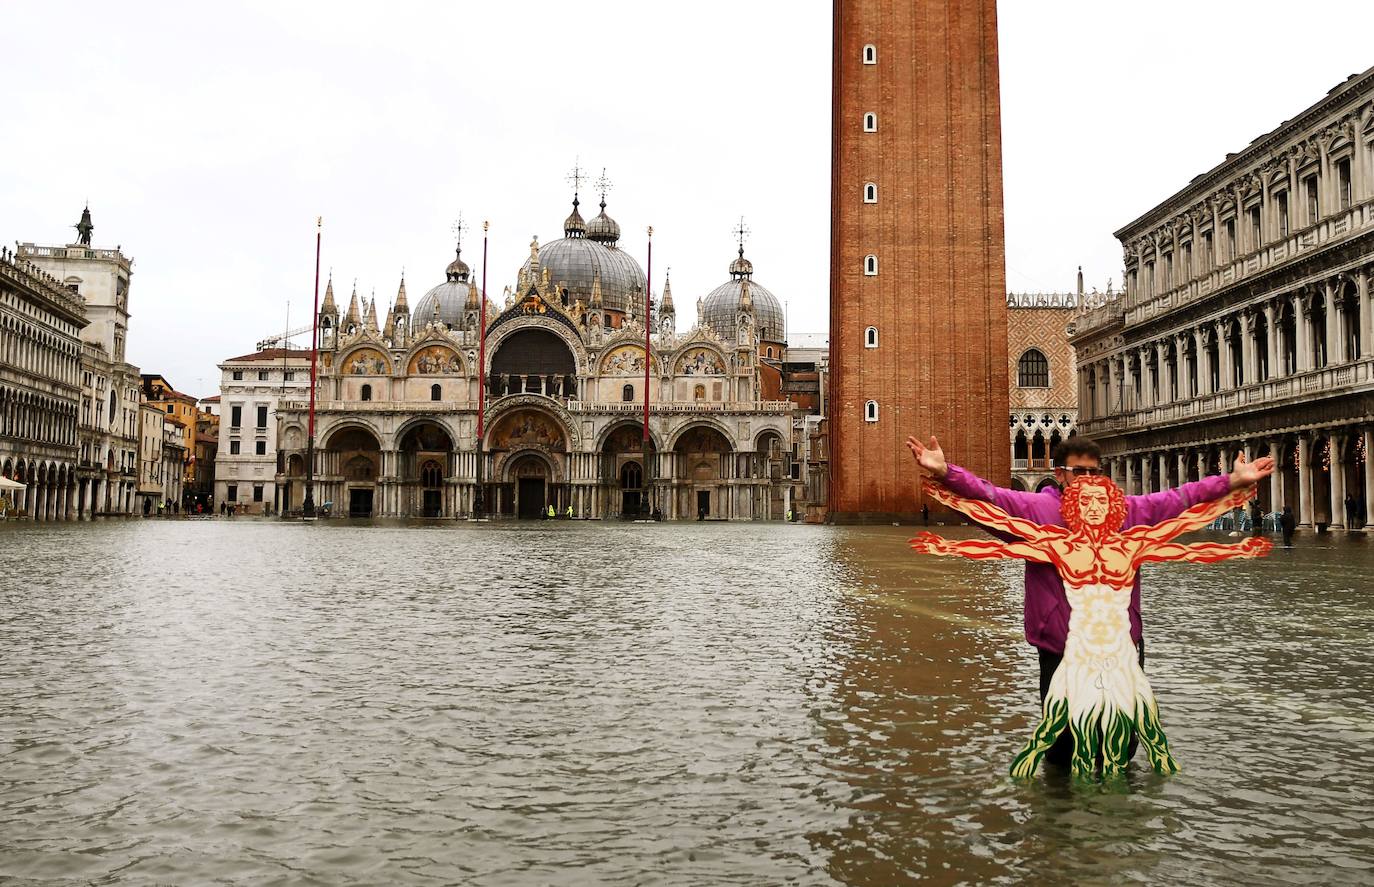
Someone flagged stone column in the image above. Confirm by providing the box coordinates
[1141,454,1153,494]
[1124,458,1136,496]
[1263,300,1278,379]
[1297,435,1313,528]
[1194,328,1210,394]
[1156,452,1168,491]
[1241,311,1257,386]
[1364,426,1374,530]
[1329,434,1347,530]
[1359,267,1371,362]
[1216,320,1233,391]
[1325,281,1340,365]
[1155,341,1169,404]
[1296,293,1313,373]
[1269,437,1285,512]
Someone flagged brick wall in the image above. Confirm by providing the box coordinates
[829,0,1010,521]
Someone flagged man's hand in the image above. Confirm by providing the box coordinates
[1229,453,1275,491]
[906,435,948,480]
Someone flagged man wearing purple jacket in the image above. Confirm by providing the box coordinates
[906,434,1274,767]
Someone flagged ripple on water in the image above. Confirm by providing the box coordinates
[0,520,1371,885]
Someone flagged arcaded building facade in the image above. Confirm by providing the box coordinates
[1008,289,1080,492]
[275,196,797,520]
[828,0,1010,521]
[1071,67,1374,530]
[0,247,85,519]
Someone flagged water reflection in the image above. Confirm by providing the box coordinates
[0,520,1370,885]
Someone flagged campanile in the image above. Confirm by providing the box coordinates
[828,0,1010,522]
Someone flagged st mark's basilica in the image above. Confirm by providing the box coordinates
[274,191,800,519]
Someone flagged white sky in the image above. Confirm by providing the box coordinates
[1,1,1370,397]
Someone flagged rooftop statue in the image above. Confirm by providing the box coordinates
[910,475,1271,779]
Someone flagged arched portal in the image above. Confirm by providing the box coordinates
[326,425,381,517]
[506,452,554,519]
[674,424,734,520]
[399,421,454,518]
[600,421,657,518]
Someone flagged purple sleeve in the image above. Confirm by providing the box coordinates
[943,463,1051,520]
[1126,474,1231,527]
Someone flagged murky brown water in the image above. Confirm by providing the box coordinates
[1,519,1371,885]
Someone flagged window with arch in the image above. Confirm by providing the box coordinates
[862,44,876,64]
[1017,349,1049,387]
[360,384,372,401]
[430,383,441,401]
[622,383,635,402]
[766,346,774,358]
[864,255,878,276]
[863,113,877,132]
[865,326,878,348]
[863,182,877,203]
[421,460,443,488]
[864,400,879,423]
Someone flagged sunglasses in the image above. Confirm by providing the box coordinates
[1055,466,1103,476]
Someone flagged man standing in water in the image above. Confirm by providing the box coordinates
[906,434,1274,767]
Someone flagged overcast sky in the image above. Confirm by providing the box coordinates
[2,1,1370,396]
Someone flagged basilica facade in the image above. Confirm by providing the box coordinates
[274,196,798,520]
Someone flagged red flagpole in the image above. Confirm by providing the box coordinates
[303,216,321,517]
[479,222,489,441]
[475,221,489,518]
[643,226,652,446]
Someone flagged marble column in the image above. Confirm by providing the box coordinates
[1124,459,1136,496]
[1325,281,1340,365]
[1157,452,1169,491]
[1141,455,1153,494]
[1364,426,1374,530]
[1263,301,1278,379]
[1329,435,1347,530]
[1297,435,1313,528]
[1359,268,1371,362]
[1269,437,1284,512]
[1216,320,1233,391]
[1296,293,1313,373]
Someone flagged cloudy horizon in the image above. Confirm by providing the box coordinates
[2,0,1369,396]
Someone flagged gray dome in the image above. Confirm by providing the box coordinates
[415,280,480,328]
[700,250,786,345]
[522,233,646,316]
[585,199,621,244]
[415,247,487,328]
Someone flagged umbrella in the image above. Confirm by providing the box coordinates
[0,476,25,491]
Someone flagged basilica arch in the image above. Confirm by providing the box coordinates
[324,424,382,518]
[397,420,456,518]
[671,422,735,521]
[487,324,582,400]
[485,405,571,518]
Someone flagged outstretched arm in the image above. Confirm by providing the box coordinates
[1124,485,1256,547]
[909,532,1054,564]
[1136,536,1272,565]
[923,480,1067,543]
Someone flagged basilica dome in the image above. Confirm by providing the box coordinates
[520,198,645,316]
[700,247,786,345]
[415,246,486,328]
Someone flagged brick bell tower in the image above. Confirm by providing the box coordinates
[828,0,1010,522]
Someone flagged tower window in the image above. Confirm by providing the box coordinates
[865,326,878,348]
[862,44,876,64]
[1017,349,1050,387]
[863,182,877,203]
[863,113,877,132]
[430,383,441,401]
[622,383,634,402]
[864,400,879,423]
[360,384,372,401]
[864,255,878,276]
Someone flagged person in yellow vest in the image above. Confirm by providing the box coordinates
[566,505,574,519]
[547,504,555,519]
[786,508,793,522]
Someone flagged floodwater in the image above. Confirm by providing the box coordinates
[0,518,1371,886]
